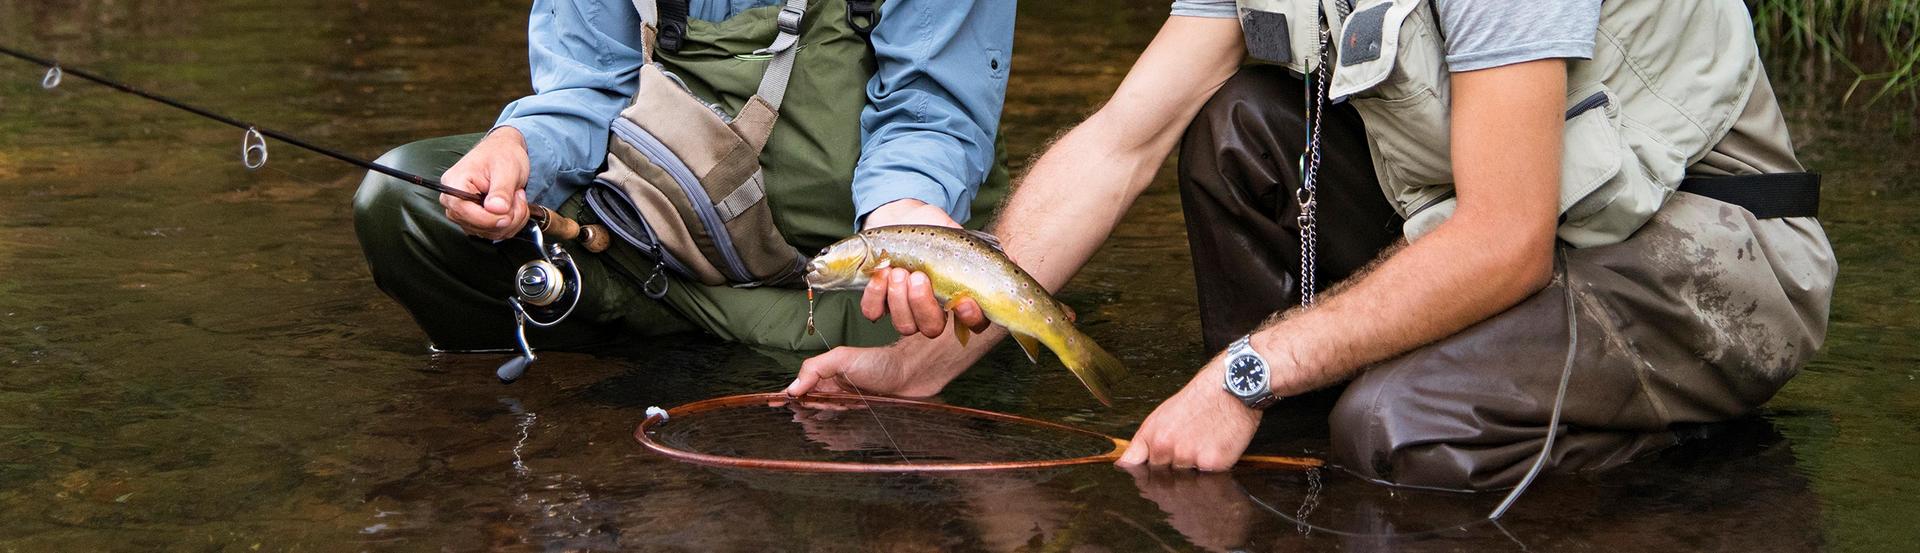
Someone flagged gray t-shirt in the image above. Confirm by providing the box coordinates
[1170,0,1599,72]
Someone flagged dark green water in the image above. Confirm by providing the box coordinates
[1,1,1914,551]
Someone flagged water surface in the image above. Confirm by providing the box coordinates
[1,1,1915,551]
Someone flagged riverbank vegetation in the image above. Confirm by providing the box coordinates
[1751,0,1920,105]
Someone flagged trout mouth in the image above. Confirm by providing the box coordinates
[804,252,854,290]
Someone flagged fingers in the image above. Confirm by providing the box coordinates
[1118,419,1156,466]
[886,269,918,336]
[954,299,989,333]
[786,350,849,397]
[866,268,969,339]
[907,272,945,338]
[1118,437,1150,466]
[438,135,530,240]
[1118,418,1190,470]
[440,166,489,227]
[860,276,888,321]
[507,189,530,237]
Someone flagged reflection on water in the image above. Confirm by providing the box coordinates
[0,0,1914,551]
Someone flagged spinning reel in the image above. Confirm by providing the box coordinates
[496,219,596,383]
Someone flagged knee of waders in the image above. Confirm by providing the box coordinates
[352,145,430,229]
[1327,370,1513,491]
[351,141,463,289]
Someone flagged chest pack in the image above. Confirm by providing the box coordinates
[1235,0,1775,247]
[583,0,877,289]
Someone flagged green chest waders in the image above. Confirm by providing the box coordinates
[495,0,1010,379]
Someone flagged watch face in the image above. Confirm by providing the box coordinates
[1227,355,1268,397]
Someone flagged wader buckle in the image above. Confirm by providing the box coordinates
[846,0,877,38]
[777,6,805,36]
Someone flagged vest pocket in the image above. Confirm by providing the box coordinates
[1555,83,1673,248]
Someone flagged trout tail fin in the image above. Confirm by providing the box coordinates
[1053,329,1130,407]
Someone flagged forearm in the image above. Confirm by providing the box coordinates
[996,16,1245,292]
[991,115,1178,291]
[906,17,1246,370]
[1253,220,1554,395]
[1252,59,1569,396]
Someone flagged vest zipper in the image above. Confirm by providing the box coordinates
[583,184,694,279]
[609,118,757,283]
[1565,91,1610,120]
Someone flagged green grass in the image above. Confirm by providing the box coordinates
[1750,0,1920,105]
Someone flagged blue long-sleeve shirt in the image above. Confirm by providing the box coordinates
[493,0,1014,226]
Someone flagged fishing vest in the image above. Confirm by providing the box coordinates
[586,0,1011,288]
[1236,0,1765,247]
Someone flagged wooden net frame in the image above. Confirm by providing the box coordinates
[635,392,1322,473]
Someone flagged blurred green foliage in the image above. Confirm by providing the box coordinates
[1751,0,1920,104]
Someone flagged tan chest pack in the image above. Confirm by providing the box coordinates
[586,0,816,290]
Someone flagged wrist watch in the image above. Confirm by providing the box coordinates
[1222,335,1280,409]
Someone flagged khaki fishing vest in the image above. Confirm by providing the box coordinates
[1236,0,1764,247]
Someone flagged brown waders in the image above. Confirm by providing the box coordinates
[1179,66,1836,490]
[351,134,907,353]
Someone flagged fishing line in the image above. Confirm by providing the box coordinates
[836,375,915,467]
[1238,482,1529,549]
[801,304,910,466]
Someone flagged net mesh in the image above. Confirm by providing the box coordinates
[639,393,1120,471]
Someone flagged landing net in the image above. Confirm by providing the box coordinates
[636,393,1321,473]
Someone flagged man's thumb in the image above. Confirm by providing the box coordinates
[787,355,838,397]
[481,173,512,215]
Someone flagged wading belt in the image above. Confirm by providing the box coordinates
[1676,172,1821,219]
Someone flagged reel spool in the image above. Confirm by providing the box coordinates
[497,223,584,384]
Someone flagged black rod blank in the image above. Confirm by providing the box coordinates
[0,43,483,204]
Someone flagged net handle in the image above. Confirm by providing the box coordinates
[634,392,1322,473]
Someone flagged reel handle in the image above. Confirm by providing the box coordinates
[530,205,610,253]
[497,355,533,383]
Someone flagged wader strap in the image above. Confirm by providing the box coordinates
[753,0,809,112]
[1677,172,1821,219]
[715,170,769,222]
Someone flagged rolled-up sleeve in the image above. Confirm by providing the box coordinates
[494,0,646,208]
[852,0,1015,226]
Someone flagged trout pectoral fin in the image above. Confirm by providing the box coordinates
[943,295,974,347]
[1011,332,1043,364]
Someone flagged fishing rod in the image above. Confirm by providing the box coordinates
[0,44,608,249]
[2,44,609,383]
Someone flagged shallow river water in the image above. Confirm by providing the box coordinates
[1,1,1916,551]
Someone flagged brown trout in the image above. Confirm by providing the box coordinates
[805,225,1129,406]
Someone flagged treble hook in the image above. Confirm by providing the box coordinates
[241,127,268,170]
[40,65,61,89]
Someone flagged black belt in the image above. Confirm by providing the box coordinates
[1676,172,1821,219]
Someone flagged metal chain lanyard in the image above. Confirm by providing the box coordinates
[1297,9,1334,308]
